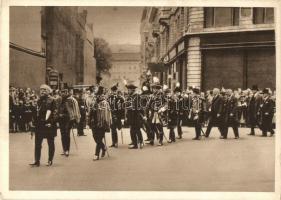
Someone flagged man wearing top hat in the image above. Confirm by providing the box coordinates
[165,88,178,143]
[247,85,262,136]
[125,82,144,149]
[259,88,275,137]
[108,83,124,148]
[141,85,153,144]
[174,83,184,139]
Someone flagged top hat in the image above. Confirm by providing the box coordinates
[111,83,118,91]
[261,88,269,94]
[95,86,105,95]
[174,87,181,93]
[251,85,259,91]
[193,88,200,94]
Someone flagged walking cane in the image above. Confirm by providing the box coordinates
[103,136,110,157]
[71,128,78,150]
[120,129,124,144]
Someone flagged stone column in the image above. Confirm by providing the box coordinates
[186,37,201,88]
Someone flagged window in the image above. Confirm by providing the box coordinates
[204,7,240,28]
[253,8,274,24]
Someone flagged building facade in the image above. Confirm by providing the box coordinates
[102,45,141,91]
[140,7,275,91]
[10,7,96,90]
[10,7,46,89]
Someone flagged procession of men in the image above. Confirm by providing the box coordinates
[13,73,275,166]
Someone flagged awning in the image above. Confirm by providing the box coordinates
[147,62,167,72]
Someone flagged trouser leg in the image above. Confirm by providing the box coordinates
[130,127,138,147]
[111,125,118,145]
[156,123,164,143]
[195,122,201,138]
[177,117,182,137]
[35,134,44,163]
[47,137,55,161]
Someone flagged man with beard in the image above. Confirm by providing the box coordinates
[58,87,81,157]
[29,84,57,167]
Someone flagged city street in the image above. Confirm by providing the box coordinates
[9,127,275,192]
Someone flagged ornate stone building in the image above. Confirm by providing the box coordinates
[140,7,275,91]
[10,7,96,89]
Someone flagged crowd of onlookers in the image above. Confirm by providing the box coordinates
[9,85,276,133]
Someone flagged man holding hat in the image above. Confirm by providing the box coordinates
[247,85,262,136]
[125,82,144,149]
[259,88,275,137]
[29,84,58,167]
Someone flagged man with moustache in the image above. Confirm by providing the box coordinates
[29,84,58,167]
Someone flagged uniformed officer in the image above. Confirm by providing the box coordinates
[76,90,87,136]
[174,83,184,139]
[108,83,124,148]
[29,84,57,167]
[58,87,81,157]
[125,83,144,149]
[165,88,177,143]
[89,86,111,160]
[149,81,165,146]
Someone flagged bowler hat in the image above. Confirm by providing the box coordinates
[174,87,181,93]
[111,83,118,91]
[151,83,162,90]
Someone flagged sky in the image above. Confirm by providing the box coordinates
[83,7,144,45]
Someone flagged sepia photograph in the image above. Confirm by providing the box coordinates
[1,0,281,200]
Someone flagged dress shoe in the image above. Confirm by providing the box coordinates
[139,142,144,149]
[157,142,163,146]
[60,152,65,156]
[29,162,40,167]
[270,133,274,137]
[176,136,182,139]
[101,148,107,157]
[144,138,150,141]
[65,151,69,157]
[261,135,267,137]
[220,136,226,139]
[128,146,138,149]
[128,143,133,146]
[93,155,99,161]
[234,136,239,139]
[109,144,116,148]
[168,140,172,143]
[192,137,200,140]
[248,133,255,136]
[46,160,53,166]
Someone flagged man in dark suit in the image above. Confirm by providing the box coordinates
[205,88,224,138]
[223,89,239,139]
[108,83,124,148]
[260,88,275,137]
[247,85,262,136]
[29,84,58,167]
[125,83,144,149]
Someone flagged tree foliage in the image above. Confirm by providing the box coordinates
[94,38,112,75]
